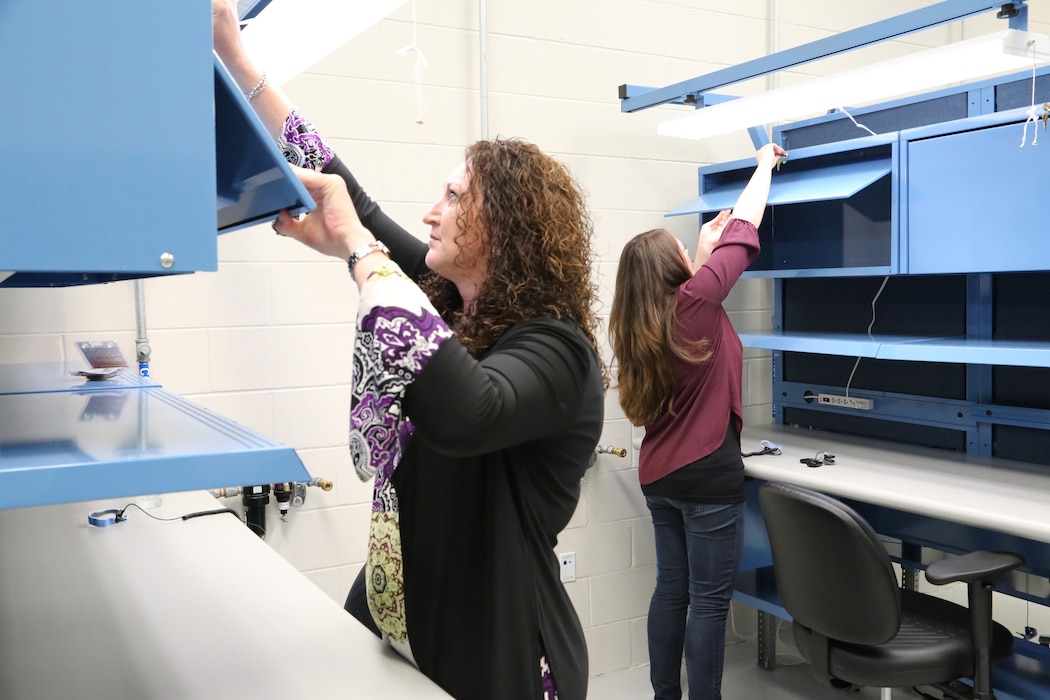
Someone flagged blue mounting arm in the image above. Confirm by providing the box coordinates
[620,0,1029,113]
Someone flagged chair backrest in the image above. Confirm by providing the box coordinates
[758,481,902,645]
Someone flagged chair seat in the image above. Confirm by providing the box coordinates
[793,589,1016,688]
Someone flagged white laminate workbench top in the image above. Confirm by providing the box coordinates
[740,424,1050,545]
[0,490,452,700]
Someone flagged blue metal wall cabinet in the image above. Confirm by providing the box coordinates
[0,0,313,287]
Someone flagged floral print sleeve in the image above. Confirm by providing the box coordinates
[277,108,432,282]
[350,260,453,660]
[275,108,447,658]
[278,108,335,172]
[350,260,452,487]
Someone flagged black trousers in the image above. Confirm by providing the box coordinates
[344,563,382,638]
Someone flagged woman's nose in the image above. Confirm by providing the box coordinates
[423,201,440,225]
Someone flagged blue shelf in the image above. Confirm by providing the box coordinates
[741,331,883,357]
[741,265,895,279]
[0,364,158,396]
[742,332,1050,369]
[0,365,310,510]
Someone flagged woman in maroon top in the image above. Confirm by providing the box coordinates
[609,143,785,700]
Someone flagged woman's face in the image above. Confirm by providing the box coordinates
[423,161,488,291]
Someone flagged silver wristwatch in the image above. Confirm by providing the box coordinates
[347,240,391,274]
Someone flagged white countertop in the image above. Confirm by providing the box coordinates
[0,491,451,700]
[741,424,1050,545]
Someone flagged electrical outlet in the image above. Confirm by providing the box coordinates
[559,552,576,583]
[818,393,874,410]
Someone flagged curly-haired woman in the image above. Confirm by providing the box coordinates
[609,143,784,700]
[213,3,605,699]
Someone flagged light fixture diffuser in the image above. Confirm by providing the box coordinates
[239,0,410,87]
[658,29,1050,141]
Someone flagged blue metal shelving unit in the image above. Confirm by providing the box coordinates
[625,2,1050,695]
[0,1,315,507]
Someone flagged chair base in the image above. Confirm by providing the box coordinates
[915,679,998,700]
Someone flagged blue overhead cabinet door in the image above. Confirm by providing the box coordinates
[669,135,899,278]
[214,59,314,233]
[905,106,1050,274]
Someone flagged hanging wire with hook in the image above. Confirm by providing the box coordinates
[1020,38,1042,147]
[394,0,428,124]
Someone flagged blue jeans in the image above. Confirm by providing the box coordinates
[646,498,744,700]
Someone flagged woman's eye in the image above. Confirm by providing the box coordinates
[447,190,459,202]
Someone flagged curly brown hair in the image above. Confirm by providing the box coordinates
[420,138,607,383]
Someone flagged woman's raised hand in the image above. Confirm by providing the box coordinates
[756,143,788,170]
[212,0,244,63]
[273,168,375,262]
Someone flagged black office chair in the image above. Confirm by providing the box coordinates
[758,481,1024,700]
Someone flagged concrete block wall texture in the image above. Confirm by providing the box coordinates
[4,0,1048,682]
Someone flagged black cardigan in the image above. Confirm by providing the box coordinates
[327,155,604,700]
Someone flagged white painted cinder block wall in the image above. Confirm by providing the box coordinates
[4,0,1045,681]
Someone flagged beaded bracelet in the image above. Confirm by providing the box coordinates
[246,72,268,102]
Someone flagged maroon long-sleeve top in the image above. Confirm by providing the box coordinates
[638,218,761,487]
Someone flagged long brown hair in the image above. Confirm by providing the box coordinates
[609,229,711,426]
[420,138,607,383]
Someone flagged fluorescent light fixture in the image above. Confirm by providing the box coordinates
[239,0,410,87]
[659,29,1050,141]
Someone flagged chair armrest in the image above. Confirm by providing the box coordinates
[925,550,1025,586]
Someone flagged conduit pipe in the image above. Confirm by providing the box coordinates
[479,0,489,139]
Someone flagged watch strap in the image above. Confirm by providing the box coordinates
[347,240,391,274]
